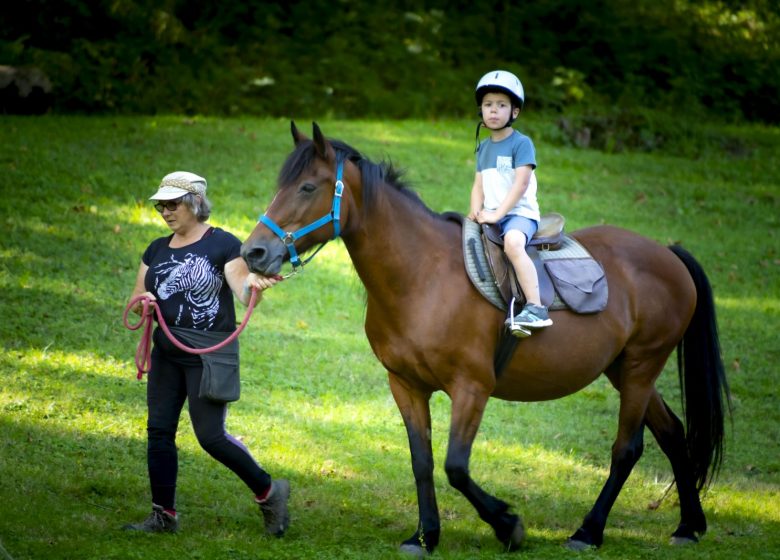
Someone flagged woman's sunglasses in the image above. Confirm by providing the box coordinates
[154,199,183,213]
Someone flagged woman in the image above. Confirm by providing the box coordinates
[124,171,290,536]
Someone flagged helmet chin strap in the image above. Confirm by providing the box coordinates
[473,114,515,153]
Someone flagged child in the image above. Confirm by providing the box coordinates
[467,70,552,336]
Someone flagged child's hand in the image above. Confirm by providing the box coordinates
[477,210,499,224]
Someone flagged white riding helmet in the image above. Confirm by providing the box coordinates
[475,70,525,108]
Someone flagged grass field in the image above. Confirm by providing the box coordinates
[0,115,778,559]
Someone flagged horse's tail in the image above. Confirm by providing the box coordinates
[669,244,732,492]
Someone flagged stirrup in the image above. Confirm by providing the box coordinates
[507,298,531,338]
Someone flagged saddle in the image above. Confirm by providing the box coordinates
[462,213,608,315]
[457,212,608,378]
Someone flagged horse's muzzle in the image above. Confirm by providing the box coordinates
[241,239,286,275]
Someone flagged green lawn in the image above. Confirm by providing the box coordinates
[0,115,778,559]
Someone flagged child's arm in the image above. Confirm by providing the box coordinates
[480,165,533,223]
[467,172,484,220]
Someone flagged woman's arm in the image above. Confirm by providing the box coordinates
[224,257,280,306]
[128,261,155,315]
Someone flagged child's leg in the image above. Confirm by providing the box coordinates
[504,230,541,306]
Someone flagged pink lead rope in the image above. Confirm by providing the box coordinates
[123,288,258,380]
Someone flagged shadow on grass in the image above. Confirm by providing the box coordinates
[3,365,778,560]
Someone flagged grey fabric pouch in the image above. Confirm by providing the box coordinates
[169,327,240,403]
[199,351,240,403]
[544,258,608,314]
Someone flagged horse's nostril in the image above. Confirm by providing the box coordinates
[241,240,285,275]
[250,247,267,261]
[245,247,267,267]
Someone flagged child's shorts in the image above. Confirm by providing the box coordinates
[499,214,538,246]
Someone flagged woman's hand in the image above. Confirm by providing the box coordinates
[245,272,282,292]
[226,257,282,306]
[241,272,283,304]
[132,291,156,316]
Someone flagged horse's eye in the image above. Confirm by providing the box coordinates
[299,183,317,194]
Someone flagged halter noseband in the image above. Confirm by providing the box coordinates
[258,156,345,275]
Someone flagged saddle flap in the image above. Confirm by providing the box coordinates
[481,232,555,310]
[483,222,504,246]
[483,229,515,298]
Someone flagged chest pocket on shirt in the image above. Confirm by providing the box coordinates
[496,156,514,180]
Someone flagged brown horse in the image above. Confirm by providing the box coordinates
[241,123,730,555]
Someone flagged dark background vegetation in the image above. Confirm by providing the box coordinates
[2,0,779,128]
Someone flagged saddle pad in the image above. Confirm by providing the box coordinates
[537,234,591,260]
[463,218,505,310]
[463,220,608,314]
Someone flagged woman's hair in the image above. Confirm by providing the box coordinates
[182,192,212,222]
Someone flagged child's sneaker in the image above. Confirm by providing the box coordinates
[257,479,291,537]
[123,504,178,533]
[506,303,553,330]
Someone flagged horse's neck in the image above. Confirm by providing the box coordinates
[344,191,456,297]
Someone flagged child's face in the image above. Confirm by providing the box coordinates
[481,92,520,129]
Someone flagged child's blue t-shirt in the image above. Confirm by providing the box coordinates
[476,129,540,221]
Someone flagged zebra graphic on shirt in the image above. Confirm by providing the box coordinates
[154,253,222,329]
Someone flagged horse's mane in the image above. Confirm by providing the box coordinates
[278,137,441,219]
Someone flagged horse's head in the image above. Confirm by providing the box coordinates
[241,121,354,276]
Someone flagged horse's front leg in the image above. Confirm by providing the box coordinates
[445,380,525,551]
[388,372,440,556]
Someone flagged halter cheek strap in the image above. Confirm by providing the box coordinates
[258,157,345,273]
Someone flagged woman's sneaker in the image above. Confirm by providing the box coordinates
[257,479,291,537]
[123,504,178,533]
[506,303,553,330]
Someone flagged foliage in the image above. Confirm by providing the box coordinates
[1,1,779,123]
[0,116,778,559]
[549,105,780,156]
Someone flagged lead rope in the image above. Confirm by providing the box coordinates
[123,288,258,379]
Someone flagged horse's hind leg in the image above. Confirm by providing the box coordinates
[644,389,707,544]
[444,380,524,551]
[388,373,441,555]
[568,365,658,549]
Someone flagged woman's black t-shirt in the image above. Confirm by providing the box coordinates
[142,227,241,332]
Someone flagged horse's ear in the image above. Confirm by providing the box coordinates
[312,122,329,160]
[291,121,308,146]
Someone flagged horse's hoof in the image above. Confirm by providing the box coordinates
[503,516,525,551]
[670,535,699,546]
[399,543,428,557]
[565,538,596,551]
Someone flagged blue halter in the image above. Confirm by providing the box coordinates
[258,157,345,274]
